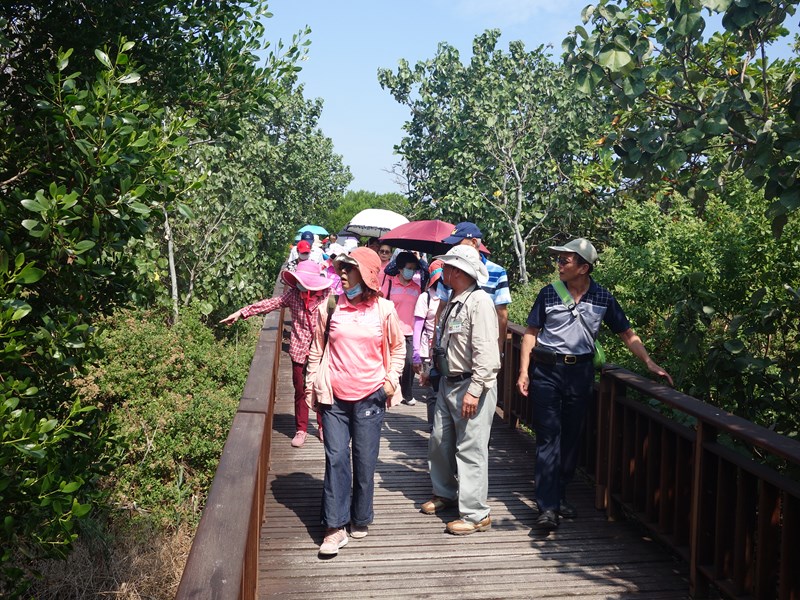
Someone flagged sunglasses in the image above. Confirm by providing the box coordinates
[337,263,355,274]
[554,256,575,266]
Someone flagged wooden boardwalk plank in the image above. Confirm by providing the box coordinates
[259,357,691,599]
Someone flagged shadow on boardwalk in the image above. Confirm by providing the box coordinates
[260,360,691,599]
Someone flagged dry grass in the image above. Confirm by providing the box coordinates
[26,521,193,600]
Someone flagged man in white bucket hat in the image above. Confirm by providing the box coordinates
[421,244,501,536]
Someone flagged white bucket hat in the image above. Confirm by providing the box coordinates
[433,245,489,285]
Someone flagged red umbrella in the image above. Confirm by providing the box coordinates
[380,220,490,256]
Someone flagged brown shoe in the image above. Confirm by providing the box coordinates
[446,516,491,535]
[421,495,457,515]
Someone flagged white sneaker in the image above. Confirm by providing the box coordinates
[319,528,348,555]
[402,397,417,406]
[350,524,368,539]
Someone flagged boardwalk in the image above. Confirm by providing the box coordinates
[259,356,692,599]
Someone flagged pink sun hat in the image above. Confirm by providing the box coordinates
[281,260,332,291]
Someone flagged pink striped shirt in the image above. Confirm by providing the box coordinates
[382,275,421,336]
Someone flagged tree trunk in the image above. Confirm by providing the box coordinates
[162,206,179,324]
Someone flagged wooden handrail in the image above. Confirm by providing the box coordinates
[178,308,799,599]
[176,279,285,600]
[499,323,800,600]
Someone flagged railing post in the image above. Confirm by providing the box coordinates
[595,370,612,511]
[689,420,717,598]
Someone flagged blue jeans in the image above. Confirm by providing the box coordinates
[530,361,594,512]
[319,388,386,528]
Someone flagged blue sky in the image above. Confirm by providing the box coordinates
[264,1,798,195]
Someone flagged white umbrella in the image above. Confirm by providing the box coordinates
[341,208,409,238]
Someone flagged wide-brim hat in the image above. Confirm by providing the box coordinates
[281,260,332,291]
[334,247,381,291]
[547,238,598,265]
[433,245,489,285]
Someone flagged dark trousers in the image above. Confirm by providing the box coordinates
[291,361,322,433]
[319,388,386,528]
[400,335,414,401]
[529,360,594,512]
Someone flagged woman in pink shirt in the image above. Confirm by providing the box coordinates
[381,251,422,405]
[305,247,405,557]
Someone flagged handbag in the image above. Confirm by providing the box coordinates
[551,279,606,369]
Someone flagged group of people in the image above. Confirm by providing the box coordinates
[221,220,673,556]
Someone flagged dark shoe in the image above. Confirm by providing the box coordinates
[421,495,457,515]
[534,510,559,531]
[446,516,491,535]
[558,499,577,519]
[532,499,541,514]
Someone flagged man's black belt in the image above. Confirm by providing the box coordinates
[445,372,472,382]
[532,347,594,365]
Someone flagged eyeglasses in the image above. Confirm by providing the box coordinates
[378,249,392,255]
[553,256,574,266]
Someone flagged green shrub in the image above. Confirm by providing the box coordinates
[78,306,258,529]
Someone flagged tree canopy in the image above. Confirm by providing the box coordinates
[379,30,608,282]
[563,0,800,234]
[0,2,349,592]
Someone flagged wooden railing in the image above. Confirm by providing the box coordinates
[175,281,285,600]
[502,322,800,600]
[177,313,799,600]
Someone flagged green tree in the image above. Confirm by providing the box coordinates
[148,89,352,315]
[0,44,192,593]
[563,0,800,234]
[0,1,311,592]
[379,30,608,282]
[607,186,799,438]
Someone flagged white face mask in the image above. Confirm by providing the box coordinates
[298,252,310,261]
[295,281,307,291]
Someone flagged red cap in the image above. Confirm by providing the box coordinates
[297,240,312,253]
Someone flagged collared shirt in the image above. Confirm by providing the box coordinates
[382,274,421,336]
[414,290,440,359]
[241,287,330,364]
[328,297,385,400]
[526,278,630,355]
[440,283,501,397]
[436,256,511,307]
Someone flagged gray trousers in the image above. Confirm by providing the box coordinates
[428,377,497,524]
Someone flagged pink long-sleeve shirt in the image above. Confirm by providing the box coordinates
[305,295,406,406]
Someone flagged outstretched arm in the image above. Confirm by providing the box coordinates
[617,328,674,387]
